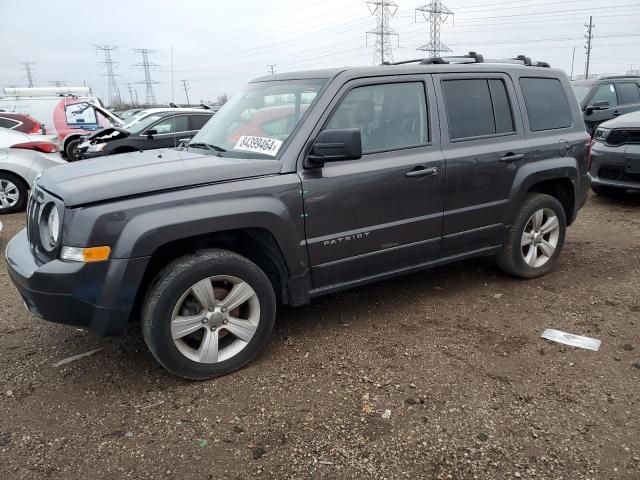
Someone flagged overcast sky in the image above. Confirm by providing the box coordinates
[1,0,639,105]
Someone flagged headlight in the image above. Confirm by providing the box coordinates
[87,143,106,152]
[593,127,610,142]
[47,205,60,245]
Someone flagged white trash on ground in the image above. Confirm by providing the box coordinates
[541,329,601,351]
[53,348,103,367]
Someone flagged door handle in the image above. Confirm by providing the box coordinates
[405,166,438,177]
[499,152,525,163]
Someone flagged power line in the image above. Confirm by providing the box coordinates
[19,62,35,88]
[366,0,399,64]
[133,49,159,105]
[181,79,190,105]
[95,45,122,106]
[584,15,595,78]
[415,1,453,57]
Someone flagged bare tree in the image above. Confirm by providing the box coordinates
[216,93,229,105]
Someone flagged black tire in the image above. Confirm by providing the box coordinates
[496,193,566,279]
[64,138,81,161]
[0,172,28,214]
[141,249,276,380]
[591,184,626,198]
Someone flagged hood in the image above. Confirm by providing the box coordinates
[600,110,640,130]
[37,148,282,207]
[84,126,130,143]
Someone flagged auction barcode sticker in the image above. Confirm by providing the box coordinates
[234,136,283,156]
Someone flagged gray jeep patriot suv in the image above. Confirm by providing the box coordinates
[6,53,590,379]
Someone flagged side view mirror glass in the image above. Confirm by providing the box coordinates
[307,128,362,166]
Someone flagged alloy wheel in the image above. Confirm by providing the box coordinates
[0,180,20,209]
[520,208,560,268]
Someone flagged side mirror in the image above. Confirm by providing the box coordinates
[144,128,158,139]
[307,128,362,166]
[585,100,609,114]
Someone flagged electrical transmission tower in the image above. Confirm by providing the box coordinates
[415,1,454,57]
[133,49,159,105]
[181,79,190,105]
[95,45,122,106]
[19,62,35,87]
[366,0,399,65]
[126,83,136,106]
[584,16,595,79]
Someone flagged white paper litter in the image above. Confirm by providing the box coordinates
[53,348,103,367]
[541,329,601,351]
[381,409,392,419]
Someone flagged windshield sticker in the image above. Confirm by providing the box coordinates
[234,136,283,156]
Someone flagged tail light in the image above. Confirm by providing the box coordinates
[11,142,58,154]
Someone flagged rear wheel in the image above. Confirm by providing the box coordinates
[142,249,276,380]
[497,193,566,279]
[0,172,28,214]
[591,184,626,198]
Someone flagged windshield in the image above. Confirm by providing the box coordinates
[189,79,327,158]
[125,114,163,133]
[572,84,592,104]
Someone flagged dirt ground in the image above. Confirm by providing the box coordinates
[1,193,639,480]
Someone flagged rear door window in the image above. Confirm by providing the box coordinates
[442,78,515,139]
[189,114,211,131]
[617,83,640,105]
[152,115,189,134]
[519,77,573,131]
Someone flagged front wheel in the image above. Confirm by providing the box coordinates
[142,249,276,380]
[0,172,28,214]
[64,138,81,161]
[497,193,566,279]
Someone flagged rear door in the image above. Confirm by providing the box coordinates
[300,75,445,291]
[434,73,525,256]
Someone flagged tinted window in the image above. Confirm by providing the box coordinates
[0,117,19,129]
[152,115,189,134]
[442,78,515,139]
[519,78,573,131]
[591,83,618,106]
[189,114,211,130]
[617,83,640,104]
[326,82,428,153]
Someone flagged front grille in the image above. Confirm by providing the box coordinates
[606,129,640,146]
[599,165,640,183]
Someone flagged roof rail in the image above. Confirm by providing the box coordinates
[382,52,550,68]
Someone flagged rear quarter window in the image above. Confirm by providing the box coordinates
[519,77,573,131]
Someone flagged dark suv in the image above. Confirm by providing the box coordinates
[572,76,640,134]
[6,53,590,380]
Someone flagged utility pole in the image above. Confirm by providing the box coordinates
[127,83,136,106]
[584,16,594,79]
[171,44,175,104]
[366,0,399,65]
[95,45,122,107]
[570,46,576,80]
[133,49,159,105]
[267,64,276,75]
[181,79,190,105]
[415,1,453,57]
[49,80,66,87]
[19,62,35,87]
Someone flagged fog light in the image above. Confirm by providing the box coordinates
[61,246,111,263]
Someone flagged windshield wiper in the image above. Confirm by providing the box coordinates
[188,142,227,154]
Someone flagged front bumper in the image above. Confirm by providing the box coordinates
[5,229,147,336]
[590,142,640,191]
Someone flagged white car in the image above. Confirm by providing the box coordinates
[0,127,66,214]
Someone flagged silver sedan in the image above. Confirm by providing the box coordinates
[0,127,66,214]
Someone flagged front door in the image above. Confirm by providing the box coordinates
[149,115,190,149]
[300,76,445,291]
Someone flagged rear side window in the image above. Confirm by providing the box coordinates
[442,78,515,139]
[0,117,20,129]
[519,77,573,131]
[189,114,211,130]
[617,83,640,105]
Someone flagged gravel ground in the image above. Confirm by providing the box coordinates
[1,193,639,480]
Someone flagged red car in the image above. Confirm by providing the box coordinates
[0,112,45,135]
